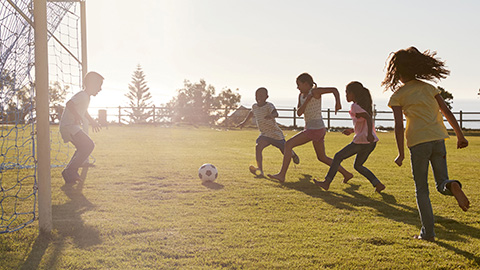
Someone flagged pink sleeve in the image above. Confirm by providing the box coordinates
[351,103,366,114]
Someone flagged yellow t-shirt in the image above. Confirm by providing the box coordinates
[388,80,449,148]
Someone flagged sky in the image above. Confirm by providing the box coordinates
[84,0,480,112]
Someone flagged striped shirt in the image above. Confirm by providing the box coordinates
[252,102,284,140]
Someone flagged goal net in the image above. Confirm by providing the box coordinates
[0,0,82,234]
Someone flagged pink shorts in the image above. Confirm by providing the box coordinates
[303,128,326,142]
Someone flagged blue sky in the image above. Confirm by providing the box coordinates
[85,0,480,111]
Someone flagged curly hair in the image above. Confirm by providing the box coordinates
[346,81,373,116]
[381,46,450,92]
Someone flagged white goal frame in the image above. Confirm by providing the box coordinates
[34,0,88,234]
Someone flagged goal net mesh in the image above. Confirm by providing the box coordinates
[0,0,82,234]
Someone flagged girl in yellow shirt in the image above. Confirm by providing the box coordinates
[383,46,469,242]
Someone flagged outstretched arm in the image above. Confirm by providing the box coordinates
[356,112,374,142]
[391,106,405,166]
[237,110,253,128]
[312,87,342,114]
[435,94,468,149]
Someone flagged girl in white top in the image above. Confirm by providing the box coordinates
[315,81,385,193]
[268,73,353,183]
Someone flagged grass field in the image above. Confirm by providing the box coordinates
[1,126,479,269]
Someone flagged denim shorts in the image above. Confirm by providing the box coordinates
[256,135,286,150]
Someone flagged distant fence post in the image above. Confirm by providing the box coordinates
[293,107,297,128]
[460,110,463,129]
[224,107,228,127]
[327,108,331,130]
[118,106,121,125]
[98,109,107,127]
[152,105,156,123]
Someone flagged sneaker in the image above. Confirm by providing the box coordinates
[249,165,257,175]
[292,154,300,164]
[414,235,435,242]
[249,165,264,177]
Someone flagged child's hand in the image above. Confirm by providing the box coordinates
[395,154,404,167]
[335,102,342,114]
[367,133,374,143]
[457,137,468,149]
[342,128,354,135]
[91,121,101,133]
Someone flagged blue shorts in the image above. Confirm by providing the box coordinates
[256,135,286,151]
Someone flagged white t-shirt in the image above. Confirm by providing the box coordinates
[252,102,284,140]
[59,91,90,143]
[299,90,325,130]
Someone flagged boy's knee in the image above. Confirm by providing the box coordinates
[86,141,95,153]
[256,143,267,151]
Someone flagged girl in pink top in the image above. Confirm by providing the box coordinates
[315,81,385,193]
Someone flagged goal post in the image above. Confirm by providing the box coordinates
[1,0,86,235]
[34,0,88,234]
[34,0,52,234]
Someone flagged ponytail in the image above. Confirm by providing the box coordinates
[346,81,373,115]
[297,73,316,89]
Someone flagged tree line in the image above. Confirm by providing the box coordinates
[124,65,241,125]
[0,66,464,125]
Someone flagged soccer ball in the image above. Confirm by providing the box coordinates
[198,163,218,182]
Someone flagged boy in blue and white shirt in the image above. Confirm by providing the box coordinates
[237,87,299,176]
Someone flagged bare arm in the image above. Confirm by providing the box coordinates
[85,111,101,132]
[236,110,253,128]
[297,87,342,116]
[312,87,342,114]
[435,94,468,149]
[297,93,310,116]
[356,112,374,142]
[391,106,405,166]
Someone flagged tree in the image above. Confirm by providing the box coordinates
[166,80,242,126]
[216,88,241,127]
[437,86,453,109]
[1,69,70,123]
[125,65,154,123]
[167,79,218,125]
[49,81,69,123]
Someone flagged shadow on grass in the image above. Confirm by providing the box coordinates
[282,173,480,266]
[21,167,101,270]
[202,181,224,190]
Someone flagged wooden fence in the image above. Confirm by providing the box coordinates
[86,106,480,129]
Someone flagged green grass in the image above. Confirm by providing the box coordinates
[1,126,479,269]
